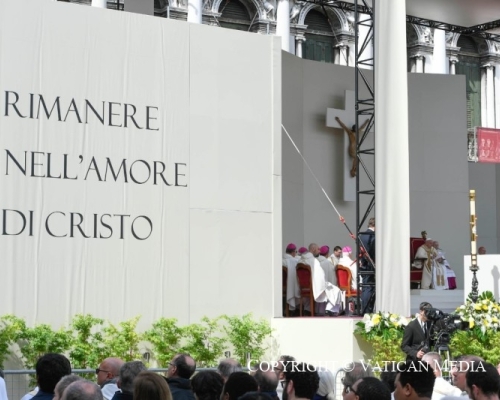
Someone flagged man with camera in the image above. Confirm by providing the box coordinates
[401,302,433,362]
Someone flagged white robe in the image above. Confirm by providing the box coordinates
[283,253,300,309]
[318,255,337,286]
[415,245,448,290]
[299,253,343,312]
[431,377,463,400]
[329,254,339,268]
[435,248,456,280]
[338,252,357,290]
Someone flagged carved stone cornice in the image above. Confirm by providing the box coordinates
[334,31,355,44]
[290,23,307,36]
[252,20,276,34]
[407,44,433,58]
[480,55,500,66]
[409,53,425,61]
[167,7,188,21]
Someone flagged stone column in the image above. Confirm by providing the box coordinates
[495,64,500,129]
[449,57,458,75]
[295,35,305,58]
[336,43,348,66]
[187,0,203,23]
[486,64,495,127]
[415,55,424,73]
[91,0,107,7]
[409,56,416,73]
[432,28,447,74]
[276,0,291,52]
[481,67,487,126]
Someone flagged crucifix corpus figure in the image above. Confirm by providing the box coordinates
[334,117,369,177]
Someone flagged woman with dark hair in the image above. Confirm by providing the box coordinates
[134,371,173,400]
[191,371,224,400]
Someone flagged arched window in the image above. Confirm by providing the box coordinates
[456,35,481,130]
[218,0,252,31]
[303,9,336,64]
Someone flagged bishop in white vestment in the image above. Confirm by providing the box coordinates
[299,249,343,314]
[283,245,300,310]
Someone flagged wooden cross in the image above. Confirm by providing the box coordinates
[326,90,356,202]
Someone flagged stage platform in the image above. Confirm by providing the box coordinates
[410,289,464,315]
[271,290,464,367]
[271,316,368,367]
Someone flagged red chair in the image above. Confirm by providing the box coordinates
[410,237,425,288]
[335,265,358,300]
[282,266,289,317]
[296,263,315,317]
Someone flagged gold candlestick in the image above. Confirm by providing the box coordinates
[470,189,479,303]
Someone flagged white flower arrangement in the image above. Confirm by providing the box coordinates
[357,311,409,336]
[454,291,500,335]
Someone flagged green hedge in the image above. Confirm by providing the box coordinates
[0,313,272,370]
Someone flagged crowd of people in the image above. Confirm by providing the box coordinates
[283,218,376,315]
[2,350,500,400]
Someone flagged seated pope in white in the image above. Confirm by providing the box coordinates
[414,238,448,290]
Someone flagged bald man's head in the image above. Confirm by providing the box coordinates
[308,243,319,256]
[96,358,124,386]
[167,353,196,379]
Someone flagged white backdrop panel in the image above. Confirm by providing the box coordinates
[189,25,275,213]
[189,209,274,320]
[0,0,280,327]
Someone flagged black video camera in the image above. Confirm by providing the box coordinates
[424,308,464,347]
[424,308,447,321]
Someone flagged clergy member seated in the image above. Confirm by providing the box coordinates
[318,246,336,286]
[328,246,342,268]
[338,246,357,290]
[283,243,300,313]
[414,238,448,290]
[297,247,308,260]
[299,243,342,316]
[433,241,456,290]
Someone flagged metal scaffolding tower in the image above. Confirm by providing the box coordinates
[353,0,375,314]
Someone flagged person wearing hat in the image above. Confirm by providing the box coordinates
[318,246,336,286]
[283,243,300,314]
[338,246,357,290]
[414,238,447,290]
[297,247,308,260]
[299,243,342,316]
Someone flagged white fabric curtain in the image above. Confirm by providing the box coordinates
[375,0,410,316]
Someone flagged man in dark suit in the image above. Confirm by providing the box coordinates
[359,217,376,313]
[401,302,433,361]
[165,353,196,400]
